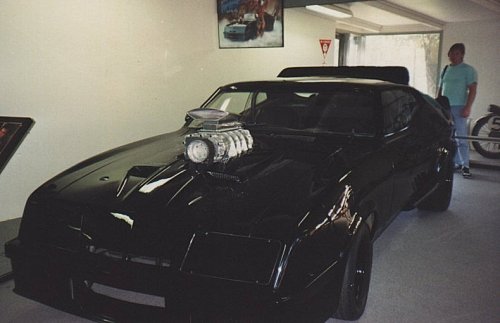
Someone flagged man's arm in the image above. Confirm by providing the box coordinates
[462,82,477,118]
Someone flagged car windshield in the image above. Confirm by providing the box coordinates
[199,87,377,136]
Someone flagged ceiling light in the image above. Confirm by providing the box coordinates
[306,5,353,19]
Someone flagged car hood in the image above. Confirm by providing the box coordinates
[26,127,372,260]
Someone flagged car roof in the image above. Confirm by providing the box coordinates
[280,77,390,84]
[278,66,410,85]
[220,66,411,91]
[220,78,406,92]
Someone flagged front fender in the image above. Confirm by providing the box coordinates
[275,184,367,304]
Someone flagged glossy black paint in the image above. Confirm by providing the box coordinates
[5,74,454,322]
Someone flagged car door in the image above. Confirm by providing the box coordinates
[406,92,452,203]
[380,88,421,216]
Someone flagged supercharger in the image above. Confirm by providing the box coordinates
[184,121,254,164]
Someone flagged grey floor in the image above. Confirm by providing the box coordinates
[1,159,499,322]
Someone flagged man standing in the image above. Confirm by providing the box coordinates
[439,43,478,178]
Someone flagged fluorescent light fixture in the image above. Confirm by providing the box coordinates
[306,5,353,19]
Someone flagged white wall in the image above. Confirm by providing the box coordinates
[0,1,336,221]
[441,19,500,120]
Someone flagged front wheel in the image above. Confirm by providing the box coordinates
[333,223,373,321]
[471,116,500,159]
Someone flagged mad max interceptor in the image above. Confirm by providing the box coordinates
[6,66,455,322]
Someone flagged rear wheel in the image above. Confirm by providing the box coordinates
[417,154,453,211]
[333,223,372,321]
[471,116,500,159]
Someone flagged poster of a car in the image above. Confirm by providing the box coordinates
[217,0,283,48]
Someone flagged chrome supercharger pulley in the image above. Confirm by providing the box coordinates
[184,109,253,165]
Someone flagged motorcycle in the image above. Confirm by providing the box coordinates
[471,104,500,159]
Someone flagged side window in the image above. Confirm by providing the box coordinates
[255,92,268,105]
[207,92,253,115]
[382,89,417,135]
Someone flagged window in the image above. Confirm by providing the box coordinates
[382,89,417,134]
[345,33,441,95]
[202,88,376,135]
[309,90,375,135]
[206,92,253,114]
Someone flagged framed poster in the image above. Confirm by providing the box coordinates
[217,0,283,48]
[0,117,34,173]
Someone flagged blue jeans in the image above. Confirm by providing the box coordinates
[451,105,470,168]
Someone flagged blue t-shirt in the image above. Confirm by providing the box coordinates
[440,62,477,106]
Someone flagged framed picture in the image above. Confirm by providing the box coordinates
[217,0,283,48]
[0,117,35,173]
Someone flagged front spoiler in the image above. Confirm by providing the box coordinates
[5,238,289,322]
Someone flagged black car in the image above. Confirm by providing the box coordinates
[223,12,275,41]
[6,66,455,322]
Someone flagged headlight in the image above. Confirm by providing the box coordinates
[186,139,212,163]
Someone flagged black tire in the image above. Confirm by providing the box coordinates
[333,223,372,321]
[417,153,453,211]
[471,116,500,159]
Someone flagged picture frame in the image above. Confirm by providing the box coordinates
[0,116,35,173]
[217,0,284,49]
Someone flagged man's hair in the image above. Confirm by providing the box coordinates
[448,43,465,55]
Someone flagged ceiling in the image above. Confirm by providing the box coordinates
[284,0,500,33]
